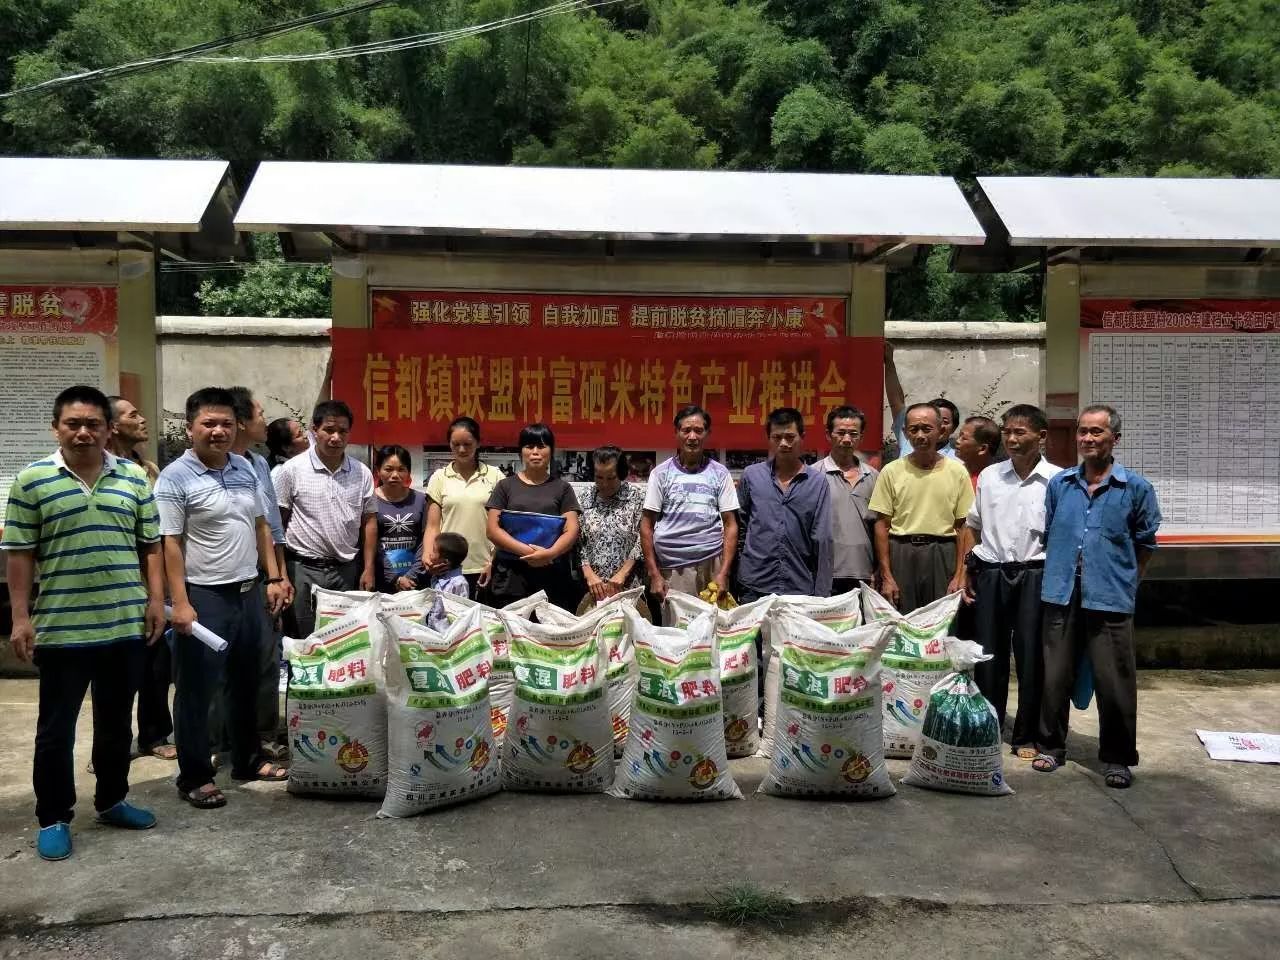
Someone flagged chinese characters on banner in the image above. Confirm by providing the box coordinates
[0,286,120,519]
[331,290,883,450]
[1082,299,1280,544]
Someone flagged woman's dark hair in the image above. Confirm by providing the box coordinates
[518,422,555,452]
[446,416,481,466]
[591,445,629,480]
[266,418,297,466]
[375,444,412,473]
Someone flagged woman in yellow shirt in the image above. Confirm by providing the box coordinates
[422,416,500,598]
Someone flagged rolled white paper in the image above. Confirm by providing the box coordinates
[164,605,229,652]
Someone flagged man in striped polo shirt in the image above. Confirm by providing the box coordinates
[155,387,289,809]
[3,385,166,861]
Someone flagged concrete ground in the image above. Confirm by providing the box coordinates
[1,671,1277,959]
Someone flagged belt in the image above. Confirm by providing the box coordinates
[285,548,350,569]
[889,534,956,545]
[972,557,1045,571]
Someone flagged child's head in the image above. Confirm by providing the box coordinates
[434,532,469,571]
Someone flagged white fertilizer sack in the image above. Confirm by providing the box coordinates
[758,587,864,757]
[431,591,546,747]
[532,588,644,755]
[902,639,1014,796]
[862,587,962,759]
[377,606,501,817]
[497,609,614,792]
[310,585,431,629]
[285,600,387,798]
[759,611,896,800]
[665,592,773,758]
[609,609,741,801]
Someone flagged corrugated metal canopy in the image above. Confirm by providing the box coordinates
[0,157,234,232]
[235,162,986,245]
[978,176,1280,248]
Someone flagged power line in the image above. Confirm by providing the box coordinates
[1,0,623,100]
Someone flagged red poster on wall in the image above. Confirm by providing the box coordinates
[332,290,881,450]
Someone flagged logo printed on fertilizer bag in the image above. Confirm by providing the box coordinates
[759,611,897,800]
[497,610,614,793]
[285,600,388,799]
[609,610,742,802]
[378,607,501,818]
[860,586,961,759]
[534,589,644,757]
[664,592,773,758]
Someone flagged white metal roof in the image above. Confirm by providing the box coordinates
[0,157,232,232]
[235,162,985,244]
[979,176,1280,248]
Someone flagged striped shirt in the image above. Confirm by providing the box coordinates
[274,447,376,561]
[642,457,739,569]
[1,449,159,648]
[154,451,265,585]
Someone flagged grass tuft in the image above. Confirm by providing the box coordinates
[704,884,796,928]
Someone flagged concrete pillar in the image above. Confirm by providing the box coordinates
[849,263,886,337]
[331,256,369,331]
[116,249,159,462]
[1043,262,1081,466]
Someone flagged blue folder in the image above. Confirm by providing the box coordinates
[497,510,566,560]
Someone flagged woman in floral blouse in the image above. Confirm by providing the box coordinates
[578,446,644,605]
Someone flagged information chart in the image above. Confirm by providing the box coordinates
[0,286,118,521]
[1087,330,1280,540]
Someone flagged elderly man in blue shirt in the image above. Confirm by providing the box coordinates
[736,407,834,603]
[1034,404,1161,789]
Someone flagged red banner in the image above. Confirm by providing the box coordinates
[1082,298,1280,333]
[371,289,848,340]
[0,285,117,335]
[333,319,882,451]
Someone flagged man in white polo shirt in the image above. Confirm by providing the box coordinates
[155,388,289,809]
[274,399,377,637]
[959,403,1062,760]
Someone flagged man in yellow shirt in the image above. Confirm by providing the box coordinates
[868,403,974,612]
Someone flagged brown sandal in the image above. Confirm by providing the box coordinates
[147,742,178,760]
[179,783,227,809]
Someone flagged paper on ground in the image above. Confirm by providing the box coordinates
[1195,730,1280,764]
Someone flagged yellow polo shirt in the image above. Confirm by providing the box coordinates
[868,456,974,537]
[425,462,500,573]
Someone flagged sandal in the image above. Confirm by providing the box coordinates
[147,742,178,761]
[233,761,289,782]
[1032,754,1061,773]
[1014,746,1038,761]
[179,783,227,809]
[1103,764,1133,789]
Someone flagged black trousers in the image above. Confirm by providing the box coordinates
[1038,583,1139,767]
[33,640,144,827]
[174,582,263,792]
[887,539,955,612]
[971,562,1044,748]
[135,633,173,751]
[831,576,871,596]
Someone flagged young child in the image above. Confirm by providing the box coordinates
[426,532,471,632]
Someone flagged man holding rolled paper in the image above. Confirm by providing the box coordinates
[154,387,288,810]
[3,385,166,861]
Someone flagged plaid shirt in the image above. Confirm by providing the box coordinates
[274,448,376,561]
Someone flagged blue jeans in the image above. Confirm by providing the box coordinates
[173,581,263,792]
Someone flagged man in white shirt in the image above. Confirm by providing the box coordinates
[155,388,288,809]
[274,400,377,637]
[959,404,1062,759]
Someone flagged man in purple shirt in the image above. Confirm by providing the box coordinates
[736,407,834,602]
